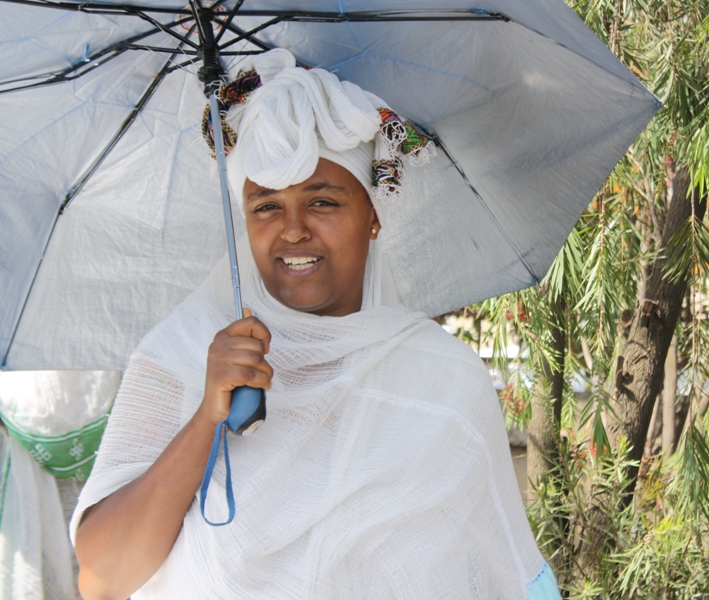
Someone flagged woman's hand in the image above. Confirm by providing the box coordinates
[199,309,273,427]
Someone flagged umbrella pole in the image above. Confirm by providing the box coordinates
[196,3,244,321]
[196,7,266,528]
[209,93,244,321]
[207,86,266,437]
[197,7,266,442]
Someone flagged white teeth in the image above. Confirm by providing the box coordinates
[282,257,320,270]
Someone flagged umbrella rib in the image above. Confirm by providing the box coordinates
[214,0,245,44]
[167,17,276,73]
[165,49,266,74]
[0,0,199,49]
[0,0,188,15]
[213,9,508,23]
[1,52,180,369]
[0,21,190,93]
[433,135,540,286]
[217,21,273,54]
[218,16,284,51]
[0,51,126,93]
[133,10,199,49]
[0,1,508,21]
[124,44,199,55]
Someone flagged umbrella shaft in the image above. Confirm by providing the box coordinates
[210,93,243,320]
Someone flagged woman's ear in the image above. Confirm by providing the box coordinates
[369,210,381,240]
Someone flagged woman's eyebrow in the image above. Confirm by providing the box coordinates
[245,188,279,203]
[245,181,349,204]
[303,182,349,194]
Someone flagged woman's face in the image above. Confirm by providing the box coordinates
[243,159,379,317]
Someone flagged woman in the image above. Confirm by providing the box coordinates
[72,49,561,599]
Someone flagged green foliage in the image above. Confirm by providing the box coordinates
[447,0,709,594]
[664,213,709,284]
[527,440,709,599]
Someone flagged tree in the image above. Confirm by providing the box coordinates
[454,1,709,595]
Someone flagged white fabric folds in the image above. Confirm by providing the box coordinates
[71,237,551,598]
[0,429,75,600]
[225,49,382,205]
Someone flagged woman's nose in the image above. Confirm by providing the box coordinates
[280,209,311,243]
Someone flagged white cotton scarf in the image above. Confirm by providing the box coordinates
[70,238,546,599]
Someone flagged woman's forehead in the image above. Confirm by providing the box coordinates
[243,159,368,203]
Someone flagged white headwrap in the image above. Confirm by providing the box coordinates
[71,50,558,599]
[218,49,435,210]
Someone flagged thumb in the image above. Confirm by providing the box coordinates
[243,307,253,318]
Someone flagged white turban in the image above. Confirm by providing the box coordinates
[225,49,382,206]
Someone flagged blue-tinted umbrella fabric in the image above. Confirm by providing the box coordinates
[0,0,659,369]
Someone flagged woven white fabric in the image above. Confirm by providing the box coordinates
[70,234,548,598]
[0,429,75,600]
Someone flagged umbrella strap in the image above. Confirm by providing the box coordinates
[199,420,235,526]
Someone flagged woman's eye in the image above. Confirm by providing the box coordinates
[254,203,279,213]
[311,199,338,208]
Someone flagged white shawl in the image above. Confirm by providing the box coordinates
[70,238,548,599]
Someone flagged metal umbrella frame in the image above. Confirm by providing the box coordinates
[0,1,660,371]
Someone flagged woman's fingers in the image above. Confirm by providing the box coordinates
[200,311,273,425]
[210,361,273,391]
[210,335,268,360]
[219,313,271,355]
[208,346,274,383]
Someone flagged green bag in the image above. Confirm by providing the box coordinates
[1,412,109,481]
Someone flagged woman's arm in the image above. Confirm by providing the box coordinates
[74,314,272,600]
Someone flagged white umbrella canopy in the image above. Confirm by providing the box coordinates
[0,0,659,370]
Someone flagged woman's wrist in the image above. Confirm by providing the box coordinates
[195,393,230,428]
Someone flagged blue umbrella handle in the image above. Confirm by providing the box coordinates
[226,386,267,435]
[199,388,266,525]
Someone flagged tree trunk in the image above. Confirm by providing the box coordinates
[662,335,678,455]
[578,168,706,579]
[527,306,565,487]
[644,394,661,456]
[608,167,706,480]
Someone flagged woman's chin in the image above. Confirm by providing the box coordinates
[273,291,359,317]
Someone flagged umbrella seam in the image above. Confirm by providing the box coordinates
[319,13,659,104]
[507,18,660,104]
[434,136,540,286]
[0,101,86,166]
[327,52,491,93]
[161,129,188,239]
[339,0,364,52]
[1,52,176,368]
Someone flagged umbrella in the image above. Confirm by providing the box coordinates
[0,0,660,371]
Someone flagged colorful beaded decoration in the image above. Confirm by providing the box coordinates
[377,108,408,152]
[373,107,435,200]
[202,70,262,157]
[372,158,404,192]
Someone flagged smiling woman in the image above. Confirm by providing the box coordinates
[244,159,380,317]
[70,49,561,600]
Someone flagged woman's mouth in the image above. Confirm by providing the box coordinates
[280,256,322,271]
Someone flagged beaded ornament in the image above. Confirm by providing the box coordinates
[202,70,262,157]
[372,107,436,202]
